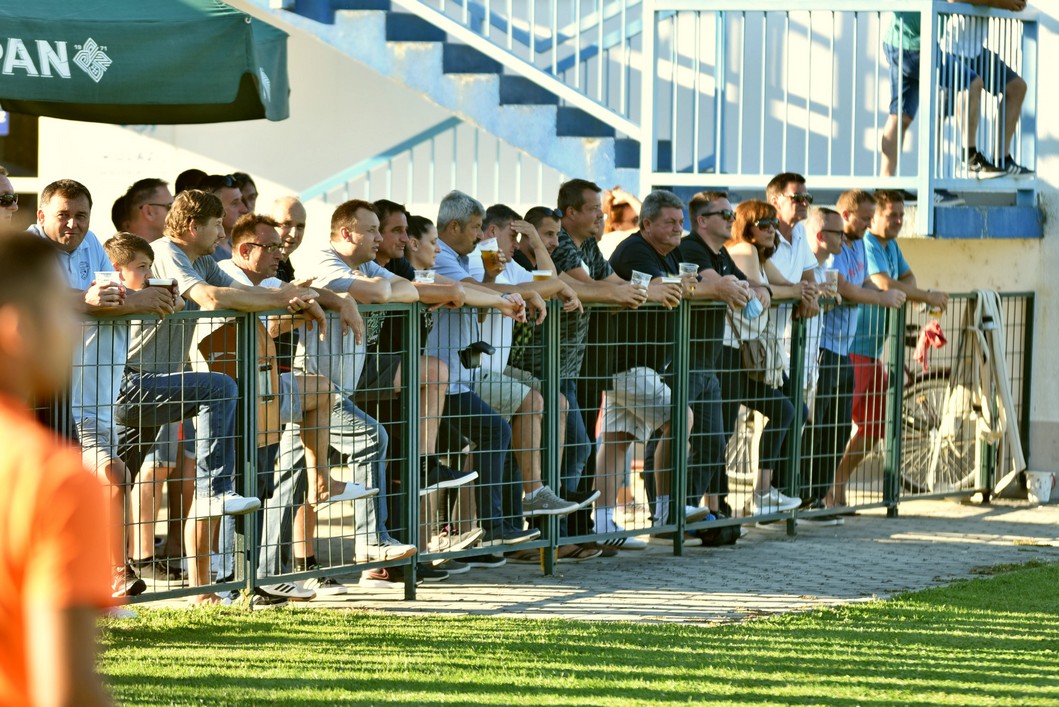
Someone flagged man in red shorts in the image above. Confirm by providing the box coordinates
[828,191,948,507]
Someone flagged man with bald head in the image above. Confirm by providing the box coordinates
[271,196,307,283]
[0,165,18,226]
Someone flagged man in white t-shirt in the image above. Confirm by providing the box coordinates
[31,179,177,601]
[468,204,581,523]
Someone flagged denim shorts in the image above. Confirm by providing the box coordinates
[884,43,921,118]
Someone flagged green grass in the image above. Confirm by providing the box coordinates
[100,561,1059,706]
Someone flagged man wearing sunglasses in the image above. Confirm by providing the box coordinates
[0,165,18,226]
[115,178,173,242]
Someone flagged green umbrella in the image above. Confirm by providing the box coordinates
[0,0,288,124]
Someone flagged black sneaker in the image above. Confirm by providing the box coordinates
[358,566,422,588]
[1003,155,1033,177]
[463,553,507,569]
[798,499,845,526]
[421,458,478,496]
[247,588,289,611]
[112,565,147,598]
[966,150,1005,179]
[130,557,184,582]
[418,565,449,583]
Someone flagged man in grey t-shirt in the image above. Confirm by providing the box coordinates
[115,189,323,604]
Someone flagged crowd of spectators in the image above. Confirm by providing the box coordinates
[0,160,956,609]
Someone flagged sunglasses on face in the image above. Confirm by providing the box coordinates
[701,209,735,222]
[753,218,779,230]
[0,193,17,208]
[785,193,814,205]
[245,242,282,254]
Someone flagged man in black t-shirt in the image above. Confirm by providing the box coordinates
[598,190,691,535]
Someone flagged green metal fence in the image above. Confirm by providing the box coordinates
[70,292,1032,603]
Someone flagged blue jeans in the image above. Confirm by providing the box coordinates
[560,378,592,492]
[445,391,511,536]
[116,369,238,498]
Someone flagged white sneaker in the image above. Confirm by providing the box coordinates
[258,581,317,602]
[356,537,418,563]
[190,491,261,518]
[686,505,713,523]
[427,527,484,553]
[748,491,800,515]
[767,488,802,508]
[304,575,348,596]
[316,482,379,506]
[601,534,648,551]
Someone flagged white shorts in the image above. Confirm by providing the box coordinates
[76,417,117,471]
[278,372,304,425]
[600,367,673,441]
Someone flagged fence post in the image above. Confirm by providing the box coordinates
[237,312,259,595]
[669,299,691,556]
[882,305,907,518]
[1019,293,1035,462]
[540,299,561,575]
[785,314,807,537]
[403,303,420,600]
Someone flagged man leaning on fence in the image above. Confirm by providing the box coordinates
[830,191,949,510]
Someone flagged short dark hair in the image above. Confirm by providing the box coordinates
[124,178,168,211]
[407,215,434,241]
[231,213,280,246]
[374,199,410,225]
[198,174,240,194]
[874,189,905,209]
[523,206,563,232]
[0,231,65,307]
[688,190,729,221]
[111,194,131,232]
[765,172,806,203]
[557,178,602,217]
[174,168,206,194]
[232,172,256,191]
[483,204,520,231]
[40,179,92,209]
[330,199,377,241]
[104,232,155,267]
[164,190,224,239]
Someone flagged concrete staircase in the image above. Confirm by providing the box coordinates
[259,0,642,189]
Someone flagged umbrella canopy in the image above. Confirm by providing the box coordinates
[0,0,288,124]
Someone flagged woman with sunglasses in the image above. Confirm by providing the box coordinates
[721,200,801,517]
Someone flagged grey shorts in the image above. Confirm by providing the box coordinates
[600,367,674,442]
[357,352,402,401]
[475,369,536,420]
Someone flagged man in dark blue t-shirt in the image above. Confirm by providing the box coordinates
[599,189,691,534]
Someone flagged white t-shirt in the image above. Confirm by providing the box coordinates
[467,248,534,374]
[770,221,817,377]
[803,263,828,392]
[30,226,126,429]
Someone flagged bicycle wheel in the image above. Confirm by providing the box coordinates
[899,377,978,493]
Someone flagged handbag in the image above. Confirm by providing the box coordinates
[726,308,768,383]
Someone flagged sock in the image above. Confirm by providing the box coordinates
[524,486,542,501]
[655,495,671,525]
[295,555,316,572]
[965,146,978,159]
[595,506,615,532]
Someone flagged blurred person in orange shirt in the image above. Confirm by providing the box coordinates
[0,231,113,707]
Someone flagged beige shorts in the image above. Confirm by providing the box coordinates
[76,416,117,471]
[475,369,537,420]
[601,367,673,441]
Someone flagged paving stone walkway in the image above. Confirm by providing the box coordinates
[307,499,1059,623]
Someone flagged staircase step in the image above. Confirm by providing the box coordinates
[386,12,446,42]
[555,107,615,138]
[292,0,389,22]
[498,75,559,106]
[614,138,639,169]
[333,0,391,9]
[442,44,503,74]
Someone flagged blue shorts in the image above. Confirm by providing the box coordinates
[885,44,1018,119]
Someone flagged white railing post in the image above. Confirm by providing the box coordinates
[916,0,938,236]
[640,0,656,197]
